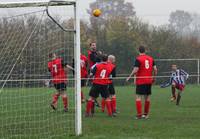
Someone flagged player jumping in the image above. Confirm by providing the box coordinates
[160,64,189,105]
[126,46,157,119]
[48,53,74,112]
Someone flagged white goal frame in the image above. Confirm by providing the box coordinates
[0,0,82,136]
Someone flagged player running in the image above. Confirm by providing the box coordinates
[48,53,74,112]
[101,55,117,116]
[126,46,157,119]
[85,54,115,117]
[160,64,189,105]
[80,54,88,103]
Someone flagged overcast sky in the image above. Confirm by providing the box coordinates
[0,0,200,25]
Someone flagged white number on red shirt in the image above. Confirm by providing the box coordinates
[145,60,150,69]
[100,69,106,78]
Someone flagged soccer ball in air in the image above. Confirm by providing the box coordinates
[93,9,102,17]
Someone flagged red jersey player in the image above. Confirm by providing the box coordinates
[87,42,102,68]
[101,55,117,116]
[80,54,88,103]
[48,53,74,112]
[85,54,115,117]
[126,46,157,119]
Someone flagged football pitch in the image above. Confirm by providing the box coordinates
[0,85,200,139]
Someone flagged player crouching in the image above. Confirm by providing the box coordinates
[85,54,115,117]
[48,53,74,112]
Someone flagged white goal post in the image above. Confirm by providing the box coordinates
[0,0,82,137]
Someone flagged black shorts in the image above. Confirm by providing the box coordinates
[108,83,115,95]
[136,84,152,95]
[89,84,109,99]
[54,83,67,91]
[81,79,86,87]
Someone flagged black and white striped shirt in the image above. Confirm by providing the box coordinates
[170,69,189,85]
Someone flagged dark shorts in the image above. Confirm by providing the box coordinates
[108,83,115,95]
[54,83,67,91]
[81,79,86,87]
[136,84,152,95]
[89,84,109,99]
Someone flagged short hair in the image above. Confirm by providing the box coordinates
[102,54,108,62]
[108,55,115,62]
[90,42,96,46]
[49,53,56,59]
[138,45,145,53]
[49,53,53,58]
[171,64,177,67]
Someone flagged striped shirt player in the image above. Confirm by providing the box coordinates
[161,64,189,105]
[170,65,189,105]
[170,69,189,88]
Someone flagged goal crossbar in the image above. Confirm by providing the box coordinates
[0,0,75,8]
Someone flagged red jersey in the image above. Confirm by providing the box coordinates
[88,50,95,68]
[107,62,116,84]
[80,54,88,78]
[91,62,113,85]
[134,54,155,85]
[48,58,67,84]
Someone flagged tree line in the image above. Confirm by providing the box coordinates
[0,0,199,86]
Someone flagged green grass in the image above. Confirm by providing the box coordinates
[0,85,200,139]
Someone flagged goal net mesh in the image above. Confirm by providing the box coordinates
[0,3,76,139]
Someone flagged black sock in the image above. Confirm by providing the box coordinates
[176,94,181,105]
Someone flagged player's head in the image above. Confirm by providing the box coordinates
[101,54,108,62]
[90,42,96,51]
[138,45,145,54]
[49,53,57,60]
[108,55,116,63]
[171,64,177,71]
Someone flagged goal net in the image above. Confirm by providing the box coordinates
[0,1,81,138]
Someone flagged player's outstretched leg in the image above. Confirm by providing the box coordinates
[61,93,68,112]
[94,99,100,107]
[135,96,142,119]
[176,91,182,106]
[101,98,106,112]
[51,93,60,110]
[171,84,176,101]
[105,98,112,117]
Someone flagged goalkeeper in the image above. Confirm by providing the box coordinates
[160,64,189,105]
